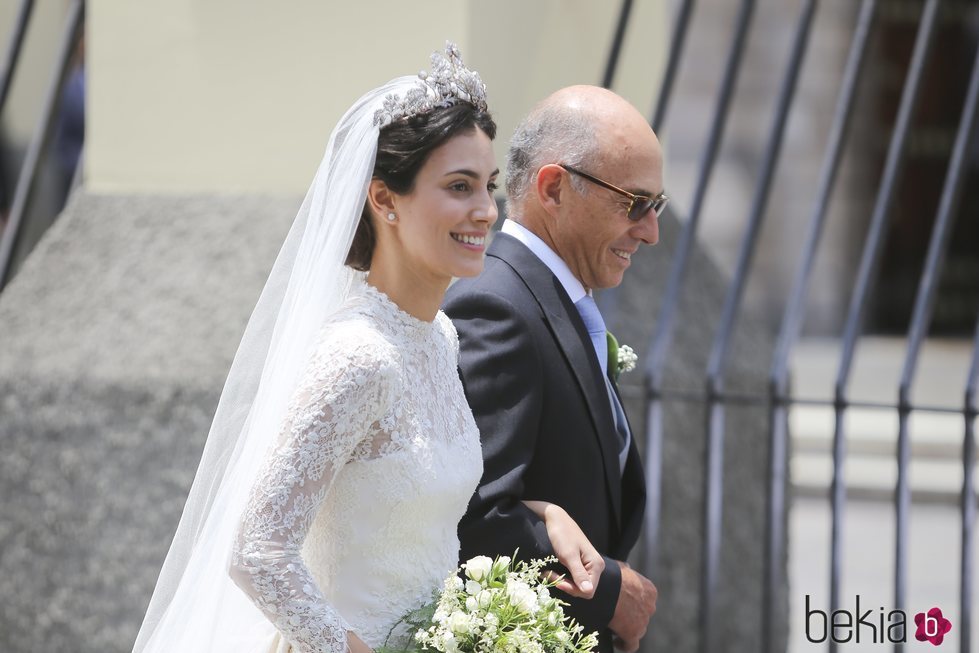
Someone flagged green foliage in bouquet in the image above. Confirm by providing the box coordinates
[378,554,599,653]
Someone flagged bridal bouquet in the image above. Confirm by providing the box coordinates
[381,554,599,653]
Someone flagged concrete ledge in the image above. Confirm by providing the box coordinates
[0,376,215,650]
[0,191,296,651]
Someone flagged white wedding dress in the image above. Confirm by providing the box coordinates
[229,282,483,653]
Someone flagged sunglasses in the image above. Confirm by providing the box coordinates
[559,164,669,221]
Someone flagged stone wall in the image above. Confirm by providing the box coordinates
[0,192,295,651]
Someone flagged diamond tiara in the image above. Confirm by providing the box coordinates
[372,42,489,128]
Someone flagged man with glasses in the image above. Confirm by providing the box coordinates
[445,85,663,653]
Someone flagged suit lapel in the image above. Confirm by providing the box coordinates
[488,233,623,526]
[608,372,646,551]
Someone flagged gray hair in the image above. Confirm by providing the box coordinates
[504,103,597,219]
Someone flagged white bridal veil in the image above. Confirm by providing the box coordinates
[132,75,421,652]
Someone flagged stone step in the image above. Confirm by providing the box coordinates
[791,449,975,503]
[791,405,967,457]
[789,405,974,503]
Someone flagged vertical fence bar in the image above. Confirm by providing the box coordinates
[701,398,723,653]
[697,3,819,653]
[643,393,665,581]
[602,0,634,89]
[764,3,877,652]
[834,0,937,403]
[644,0,755,386]
[763,386,790,653]
[650,0,695,133]
[768,0,877,375]
[893,35,979,653]
[638,4,756,653]
[0,0,84,289]
[827,2,939,651]
[645,0,756,389]
[963,317,979,653]
[828,399,846,653]
[707,0,818,383]
[0,0,34,115]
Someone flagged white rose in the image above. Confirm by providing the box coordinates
[519,588,539,613]
[464,556,493,582]
[448,610,470,635]
[477,589,493,608]
[505,578,528,597]
[466,596,478,612]
[491,556,511,575]
[465,579,482,595]
[505,579,528,600]
[442,632,459,653]
[506,579,539,613]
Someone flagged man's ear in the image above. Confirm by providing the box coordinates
[367,179,397,223]
[536,164,568,218]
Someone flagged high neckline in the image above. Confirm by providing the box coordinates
[360,282,438,335]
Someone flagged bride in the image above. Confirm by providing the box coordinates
[132,44,603,653]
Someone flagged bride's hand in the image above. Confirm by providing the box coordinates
[523,500,605,599]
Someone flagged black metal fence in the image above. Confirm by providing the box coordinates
[0,0,84,290]
[602,0,979,652]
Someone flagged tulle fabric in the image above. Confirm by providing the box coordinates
[131,76,421,653]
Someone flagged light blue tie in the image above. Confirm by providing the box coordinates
[575,296,631,469]
[575,295,608,375]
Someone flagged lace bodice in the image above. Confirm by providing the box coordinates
[230,283,483,653]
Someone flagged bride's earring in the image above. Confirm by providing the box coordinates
[386,212,397,222]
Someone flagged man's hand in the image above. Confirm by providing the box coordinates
[609,561,657,652]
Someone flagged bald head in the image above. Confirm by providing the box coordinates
[505,85,662,218]
[542,85,654,136]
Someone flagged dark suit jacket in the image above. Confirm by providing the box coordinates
[444,232,646,652]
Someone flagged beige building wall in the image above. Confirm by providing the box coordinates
[86,0,666,195]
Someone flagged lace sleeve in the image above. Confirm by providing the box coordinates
[229,331,397,653]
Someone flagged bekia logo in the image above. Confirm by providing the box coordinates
[806,595,953,646]
[914,607,953,646]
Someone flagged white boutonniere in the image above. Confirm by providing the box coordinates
[606,332,637,381]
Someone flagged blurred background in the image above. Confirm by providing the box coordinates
[0,1,976,652]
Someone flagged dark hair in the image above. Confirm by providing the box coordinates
[345,102,497,271]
